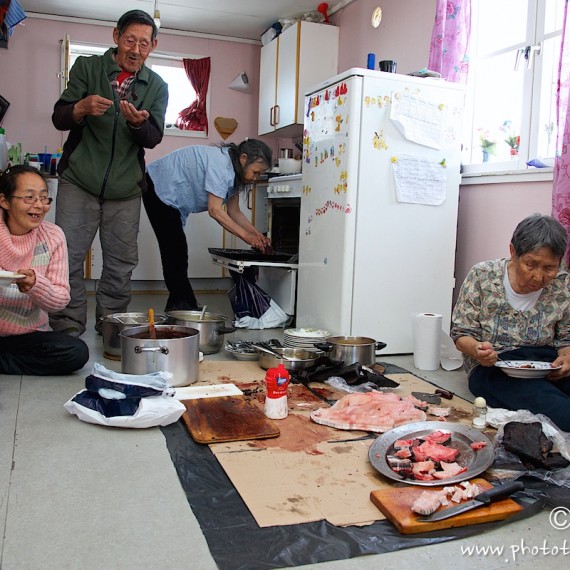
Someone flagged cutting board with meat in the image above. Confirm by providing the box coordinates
[182,396,280,444]
[370,478,523,534]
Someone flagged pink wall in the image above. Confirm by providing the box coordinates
[332,0,436,74]
[454,180,553,301]
[0,16,275,163]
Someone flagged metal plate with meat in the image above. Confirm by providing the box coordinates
[368,422,494,486]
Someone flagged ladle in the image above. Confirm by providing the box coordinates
[199,305,207,320]
[148,308,156,340]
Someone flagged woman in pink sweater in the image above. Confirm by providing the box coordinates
[0,166,88,375]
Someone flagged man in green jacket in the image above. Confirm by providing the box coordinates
[50,10,168,337]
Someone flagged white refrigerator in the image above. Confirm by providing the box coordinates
[296,68,465,354]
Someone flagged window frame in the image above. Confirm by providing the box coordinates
[461,0,561,179]
[62,39,209,139]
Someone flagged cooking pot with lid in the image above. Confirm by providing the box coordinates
[314,336,387,367]
[166,310,236,354]
[120,325,200,386]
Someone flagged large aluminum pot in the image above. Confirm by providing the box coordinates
[101,312,168,360]
[314,336,387,367]
[166,310,236,355]
[258,347,324,372]
[120,325,200,387]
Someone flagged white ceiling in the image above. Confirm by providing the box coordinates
[19,0,354,41]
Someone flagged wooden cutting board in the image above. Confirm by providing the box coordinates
[182,396,280,444]
[370,478,523,534]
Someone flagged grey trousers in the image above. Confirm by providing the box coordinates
[49,179,141,335]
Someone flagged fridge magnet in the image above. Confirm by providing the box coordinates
[439,158,447,168]
[302,185,311,195]
[373,131,388,150]
[335,115,343,131]
[365,96,378,108]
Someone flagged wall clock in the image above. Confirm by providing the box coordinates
[371,7,383,29]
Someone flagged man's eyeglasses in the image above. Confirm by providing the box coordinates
[11,195,53,205]
[121,36,152,52]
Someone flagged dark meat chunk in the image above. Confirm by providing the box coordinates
[503,421,569,470]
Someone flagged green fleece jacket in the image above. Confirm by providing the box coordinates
[52,48,168,201]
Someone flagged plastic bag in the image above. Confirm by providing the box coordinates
[487,407,570,461]
[228,269,271,319]
[228,269,289,329]
[234,299,289,329]
[64,363,185,428]
[325,377,378,393]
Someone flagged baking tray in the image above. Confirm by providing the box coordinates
[208,248,295,263]
[368,421,494,486]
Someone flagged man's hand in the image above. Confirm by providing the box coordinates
[73,95,113,121]
[120,100,149,128]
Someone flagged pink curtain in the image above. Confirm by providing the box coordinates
[176,57,211,132]
[553,2,570,265]
[428,0,471,84]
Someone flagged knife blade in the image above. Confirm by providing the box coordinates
[417,480,524,522]
[411,391,441,404]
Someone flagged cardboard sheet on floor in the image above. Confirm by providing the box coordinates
[160,362,546,570]
[197,362,477,528]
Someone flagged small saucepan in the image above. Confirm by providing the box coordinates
[314,336,387,367]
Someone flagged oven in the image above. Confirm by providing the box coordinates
[266,173,302,255]
[209,174,302,317]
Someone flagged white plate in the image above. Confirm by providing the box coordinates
[495,360,561,378]
[225,347,259,361]
[0,270,25,287]
[284,328,330,339]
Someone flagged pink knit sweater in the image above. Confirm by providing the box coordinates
[0,209,70,335]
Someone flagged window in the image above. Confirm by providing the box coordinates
[462,0,565,174]
[64,40,207,138]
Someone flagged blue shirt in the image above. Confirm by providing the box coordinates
[147,146,238,225]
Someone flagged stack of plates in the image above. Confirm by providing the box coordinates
[283,327,330,349]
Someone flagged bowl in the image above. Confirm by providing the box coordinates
[278,158,302,174]
[258,347,323,371]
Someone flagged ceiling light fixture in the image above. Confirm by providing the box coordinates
[153,0,161,29]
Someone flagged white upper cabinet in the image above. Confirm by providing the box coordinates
[258,21,339,136]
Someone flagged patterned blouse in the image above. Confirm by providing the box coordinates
[451,259,570,376]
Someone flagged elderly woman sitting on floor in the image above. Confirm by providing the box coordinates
[451,213,570,431]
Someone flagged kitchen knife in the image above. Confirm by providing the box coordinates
[411,391,441,405]
[417,480,524,522]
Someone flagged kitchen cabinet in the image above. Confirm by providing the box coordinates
[258,21,339,136]
[90,205,224,281]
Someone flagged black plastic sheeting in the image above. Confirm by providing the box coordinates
[160,420,549,570]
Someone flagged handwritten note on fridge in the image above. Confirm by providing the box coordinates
[392,154,447,205]
[390,92,444,149]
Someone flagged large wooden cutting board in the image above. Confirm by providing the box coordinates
[182,396,280,444]
[370,478,523,534]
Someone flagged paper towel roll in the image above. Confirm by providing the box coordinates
[412,313,442,370]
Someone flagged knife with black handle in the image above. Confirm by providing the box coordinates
[417,480,524,522]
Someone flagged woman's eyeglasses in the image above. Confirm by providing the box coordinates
[11,195,53,205]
